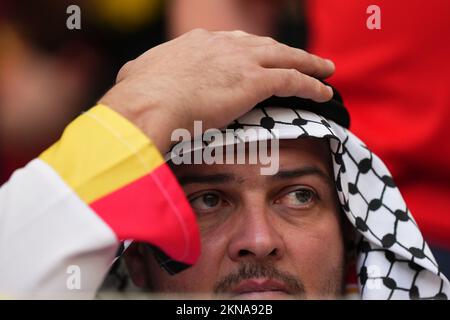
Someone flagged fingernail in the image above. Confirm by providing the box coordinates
[325,59,335,69]
[327,85,334,97]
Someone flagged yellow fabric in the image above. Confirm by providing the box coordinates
[40,104,164,204]
[91,0,162,31]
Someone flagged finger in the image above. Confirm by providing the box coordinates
[214,31,281,48]
[253,43,335,79]
[221,33,280,47]
[263,68,334,102]
[214,30,252,38]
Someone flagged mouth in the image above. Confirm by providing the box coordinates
[230,279,292,300]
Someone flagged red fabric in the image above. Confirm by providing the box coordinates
[91,163,201,265]
[307,0,450,247]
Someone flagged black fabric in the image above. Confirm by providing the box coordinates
[150,245,191,275]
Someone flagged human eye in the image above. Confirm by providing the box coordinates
[189,191,228,214]
[275,187,317,209]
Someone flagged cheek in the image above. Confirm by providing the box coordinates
[148,236,227,294]
[284,213,345,295]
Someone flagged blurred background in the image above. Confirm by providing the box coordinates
[1,0,449,280]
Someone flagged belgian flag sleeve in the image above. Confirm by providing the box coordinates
[0,105,200,299]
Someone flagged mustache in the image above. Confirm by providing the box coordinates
[213,262,305,297]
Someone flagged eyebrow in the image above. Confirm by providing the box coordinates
[272,166,334,187]
[177,173,236,185]
[177,166,333,187]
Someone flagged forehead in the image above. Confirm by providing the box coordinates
[169,138,333,178]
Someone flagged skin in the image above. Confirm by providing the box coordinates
[98,29,335,153]
[125,138,348,299]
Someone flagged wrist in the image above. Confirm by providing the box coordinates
[98,84,182,154]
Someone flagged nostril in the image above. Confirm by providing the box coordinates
[238,249,252,257]
[237,248,278,258]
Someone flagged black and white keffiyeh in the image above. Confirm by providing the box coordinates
[159,101,450,300]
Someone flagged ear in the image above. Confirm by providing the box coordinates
[123,242,150,288]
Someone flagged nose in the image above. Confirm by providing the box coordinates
[227,203,286,262]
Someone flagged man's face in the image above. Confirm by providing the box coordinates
[126,138,346,299]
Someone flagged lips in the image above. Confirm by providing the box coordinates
[230,279,291,299]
